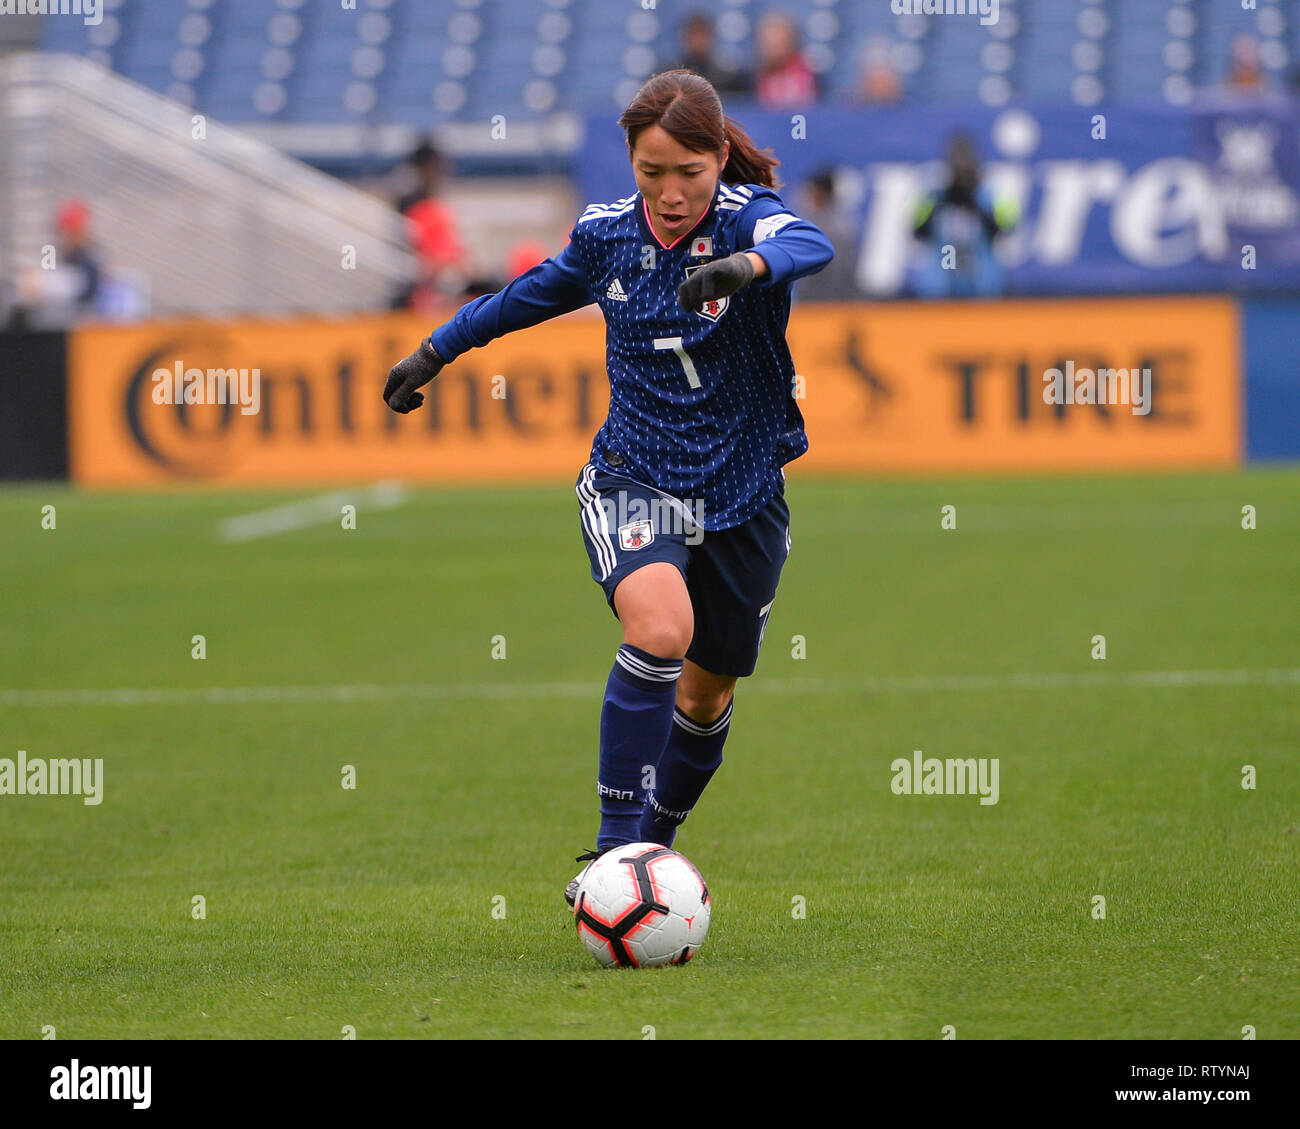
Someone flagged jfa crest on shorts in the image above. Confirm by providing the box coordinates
[576,462,791,678]
[619,519,654,550]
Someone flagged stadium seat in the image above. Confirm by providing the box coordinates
[38,0,1296,124]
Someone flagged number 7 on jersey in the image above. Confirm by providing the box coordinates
[654,337,702,389]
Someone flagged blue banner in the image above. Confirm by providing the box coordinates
[1242,297,1300,461]
[577,96,1300,298]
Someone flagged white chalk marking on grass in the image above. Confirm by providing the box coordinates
[216,481,408,542]
[2,668,1297,708]
[0,682,598,707]
[763,667,1300,694]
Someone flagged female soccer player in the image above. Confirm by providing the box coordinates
[383,70,834,903]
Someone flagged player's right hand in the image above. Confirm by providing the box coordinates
[384,338,445,413]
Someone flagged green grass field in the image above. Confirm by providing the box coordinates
[1,469,1297,1039]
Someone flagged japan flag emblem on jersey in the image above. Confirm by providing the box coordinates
[618,519,654,550]
[683,262,729,322]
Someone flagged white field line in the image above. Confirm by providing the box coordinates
[2,668,1297,708]
[216,481,408,542]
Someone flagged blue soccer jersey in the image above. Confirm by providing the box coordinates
[430,180,834,529]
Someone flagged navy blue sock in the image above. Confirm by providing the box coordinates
[639,698,732,848]
[596,643,683,850]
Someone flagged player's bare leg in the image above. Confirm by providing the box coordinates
[614,561,693,658]
[676,660,737,724]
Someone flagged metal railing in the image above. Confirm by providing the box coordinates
[0,52,416,318]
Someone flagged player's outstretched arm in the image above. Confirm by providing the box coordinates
[383,233,593,414]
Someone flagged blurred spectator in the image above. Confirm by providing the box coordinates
[390,138,467,309]
[506,240,549,280]
[459,273,507,303]
[792,170,862,301]
[54,199,102,314]
[3,198,112,329]
[855,36,902,104]
[911,134,1018,299]
[667,13,751,98]
[459,240,555,306]
[391,259,445,318]
[1226,32,1267,93]
[406,197,464,273]
[754,13,817,109]
[394,139,446,215]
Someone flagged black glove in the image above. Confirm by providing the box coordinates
[677,251,755,312]
[383,337,445,413]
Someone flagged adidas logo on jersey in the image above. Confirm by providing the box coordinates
[605,278,629,302]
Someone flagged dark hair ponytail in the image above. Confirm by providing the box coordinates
[721,116,781,189]
[618,69,782,190]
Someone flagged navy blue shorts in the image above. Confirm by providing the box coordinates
[575,462,792,678]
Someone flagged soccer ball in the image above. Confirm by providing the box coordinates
[573,843,711,968]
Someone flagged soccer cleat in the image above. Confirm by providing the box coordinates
[565,846,612,909]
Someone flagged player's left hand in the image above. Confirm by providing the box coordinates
[383,338,445,413]
[677,252,756,312]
